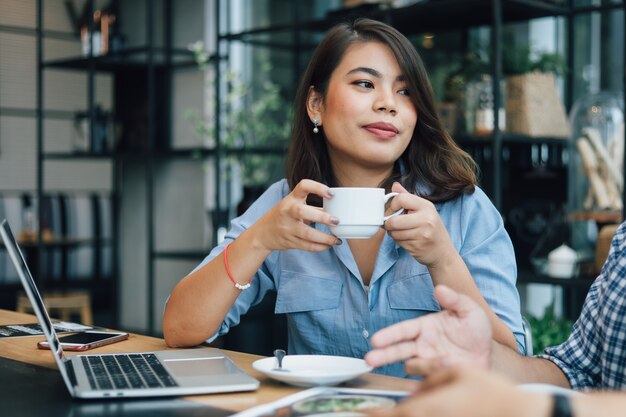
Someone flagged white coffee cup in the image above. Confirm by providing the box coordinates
[323,187,403,239]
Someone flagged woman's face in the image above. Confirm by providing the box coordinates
[313,41,417,176]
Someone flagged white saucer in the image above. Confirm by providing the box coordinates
[252,355,373,387]
[517,383,580,397]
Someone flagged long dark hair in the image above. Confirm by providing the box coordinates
[286,18,477,203]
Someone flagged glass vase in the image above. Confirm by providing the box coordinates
[568,90,624,255]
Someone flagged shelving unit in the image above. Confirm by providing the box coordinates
[217,0,622,211]
[0,1,117,324]
[212,0,583,237]
[27,0,205,333]
[32,0,120,327]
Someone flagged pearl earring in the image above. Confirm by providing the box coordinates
[313,118,320,134]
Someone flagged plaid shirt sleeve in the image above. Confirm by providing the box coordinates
[538,222,626,390]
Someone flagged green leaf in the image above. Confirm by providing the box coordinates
[527,299,573,354]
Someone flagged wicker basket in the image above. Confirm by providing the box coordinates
[505,72,569,138]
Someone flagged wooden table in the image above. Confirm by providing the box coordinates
[0,309,414,416]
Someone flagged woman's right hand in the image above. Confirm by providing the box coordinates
[250,179,341,252]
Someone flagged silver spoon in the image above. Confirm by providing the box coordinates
[273,349,289,371]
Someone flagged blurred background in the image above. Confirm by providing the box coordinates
[0,0,624,356]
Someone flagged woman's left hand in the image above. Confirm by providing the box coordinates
[383,182,455,268]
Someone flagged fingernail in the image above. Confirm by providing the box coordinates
[335,238,343,245]
[327,188,335,197]
[330,216,340,225]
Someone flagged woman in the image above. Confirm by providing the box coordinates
[163,18,524,377]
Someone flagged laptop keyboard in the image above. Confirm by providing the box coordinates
[81,353,178,390]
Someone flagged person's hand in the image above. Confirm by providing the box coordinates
[370,367,551,417]
[383,182,455,268]
[250,179,340,252]
[365,285,492,375]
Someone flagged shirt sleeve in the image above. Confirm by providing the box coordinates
[187,180,287,343]
[538,222,626,390]
[454,187,526,353]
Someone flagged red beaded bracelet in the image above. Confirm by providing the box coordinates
[223,243,252,290]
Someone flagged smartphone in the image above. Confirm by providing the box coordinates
[37,331,129,351]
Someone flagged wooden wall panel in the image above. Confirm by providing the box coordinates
[0,33,37,109]
[0,116,37,191]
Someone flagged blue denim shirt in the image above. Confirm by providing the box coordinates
[192,179,525,378]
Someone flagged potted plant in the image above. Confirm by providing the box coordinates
[442,51,490,135]
[526,298,573,355]
[442,47,569,138]
[185,41,292,221]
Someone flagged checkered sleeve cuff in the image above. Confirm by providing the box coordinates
[536,352,594,390]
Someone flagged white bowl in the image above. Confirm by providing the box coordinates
[252,355,373,387]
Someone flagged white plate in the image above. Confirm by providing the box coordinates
[517,383,580,397]
[252,355,373,387]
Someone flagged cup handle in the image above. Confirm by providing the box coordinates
[383,192,403,221]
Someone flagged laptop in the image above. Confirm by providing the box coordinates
[0,219,259,399]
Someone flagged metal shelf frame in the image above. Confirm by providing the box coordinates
[32,0,176,333]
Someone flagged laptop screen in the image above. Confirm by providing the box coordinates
[0,219,74,393]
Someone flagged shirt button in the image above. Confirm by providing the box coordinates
[362,329,369,338]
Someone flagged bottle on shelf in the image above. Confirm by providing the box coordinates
[19,198,37,243]
[473,74,505,136]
